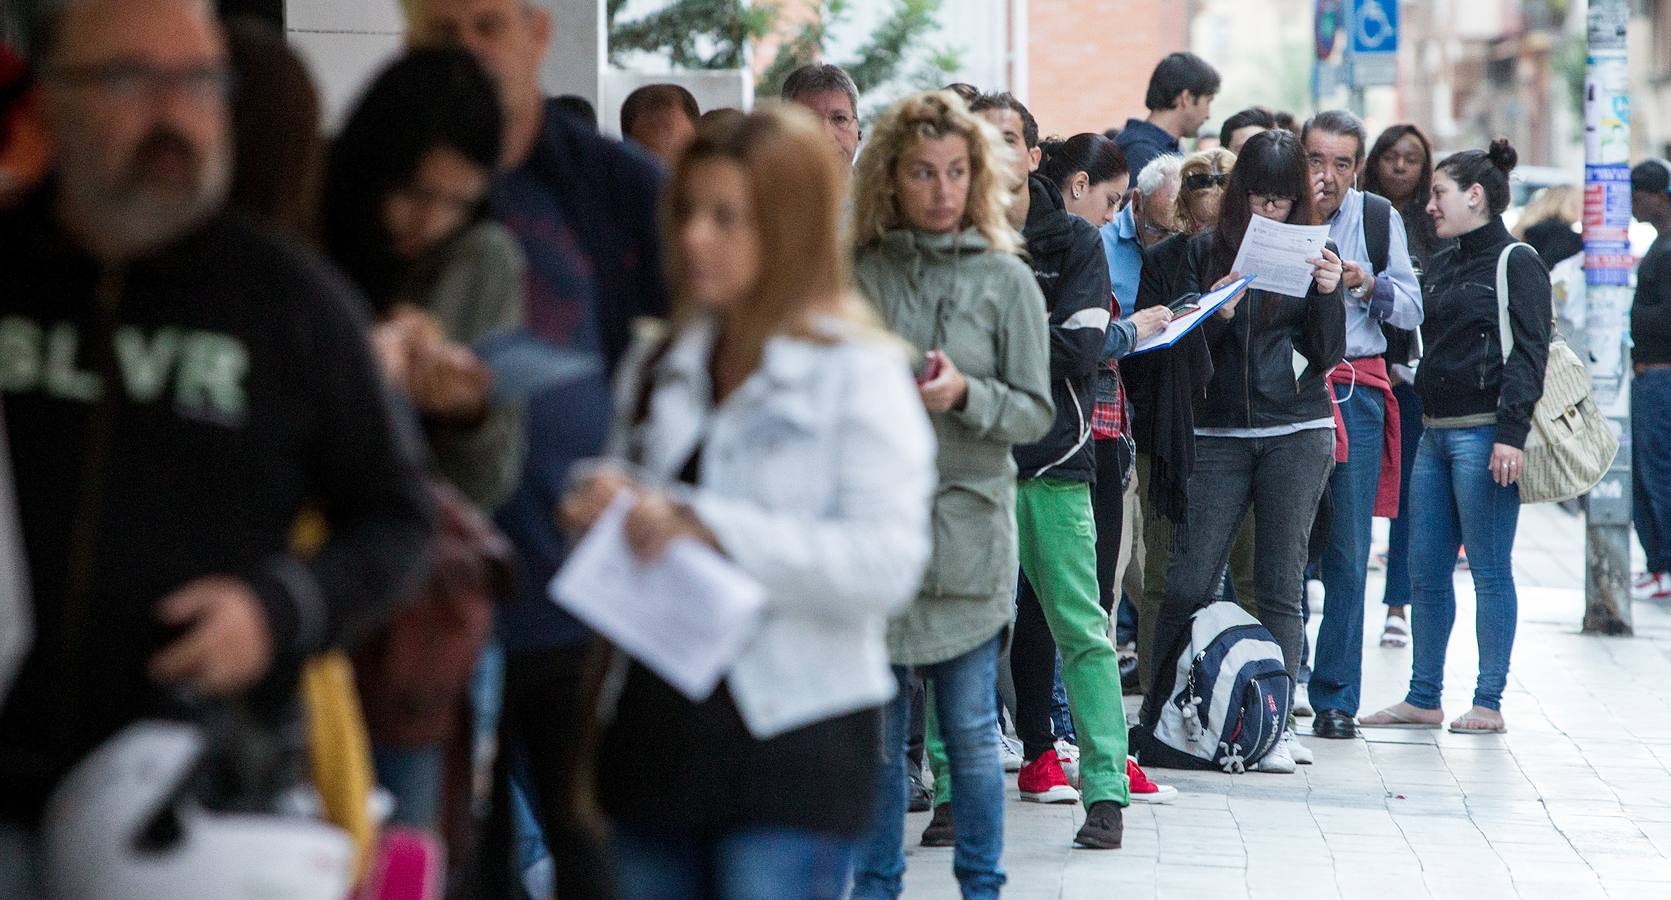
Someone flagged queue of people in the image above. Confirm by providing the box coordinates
[0,1,1592,897]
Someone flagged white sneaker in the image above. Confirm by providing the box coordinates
[1251,733,1297,774]
[1287,733,1314,765]
[999,734,1025,772]
[1306,577,1325,613]
[1633,572,1671,603]
[1055,739,1081,786]
[1293,683,1314,718]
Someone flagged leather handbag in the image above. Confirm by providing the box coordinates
[1495,243,1619,504]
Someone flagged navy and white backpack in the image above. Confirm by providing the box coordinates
[1130,601,1292,773]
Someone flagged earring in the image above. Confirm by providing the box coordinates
[1074,190,1083,199]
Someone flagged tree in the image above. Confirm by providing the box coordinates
[607,0,776,69]
[755,0,960,103]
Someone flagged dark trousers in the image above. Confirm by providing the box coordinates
[480,643,615,900]
[1144,430,1334,726]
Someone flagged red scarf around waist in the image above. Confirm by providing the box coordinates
[1327,357,1401,518]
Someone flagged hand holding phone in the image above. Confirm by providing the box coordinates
[917,349,944,385]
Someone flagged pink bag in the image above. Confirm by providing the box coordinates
[355,826,445,900]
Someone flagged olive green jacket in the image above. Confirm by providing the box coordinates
[855,228,1053,666]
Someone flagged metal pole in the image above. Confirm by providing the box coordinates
[1581,0,1632,635]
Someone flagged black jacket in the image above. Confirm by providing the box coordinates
[1014,175,1112,482]
[1633,231,1671,366]
[0,191,436,825]
[1179,229,1347,430]
[1415,217,1552,448]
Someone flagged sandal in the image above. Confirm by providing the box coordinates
[1359,703,1443,729]
[1379,616,1409,648]
[1448,709,1507,734]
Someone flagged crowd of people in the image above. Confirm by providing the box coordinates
[1,0,1662,898]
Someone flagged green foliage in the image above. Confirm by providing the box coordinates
[607,0,777,69]
[753,0,958,109]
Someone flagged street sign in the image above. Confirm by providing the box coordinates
[1316,0,1342,61]
[1347,0,1398,88]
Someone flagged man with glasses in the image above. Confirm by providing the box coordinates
[782,63,862,167]
[1301,109,1423,742]
[0,1,434,893]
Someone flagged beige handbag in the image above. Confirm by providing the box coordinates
[1494,243,1619,504]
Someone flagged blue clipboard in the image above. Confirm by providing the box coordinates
[1125,274,1255,357]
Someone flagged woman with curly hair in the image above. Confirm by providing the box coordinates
[848,90,1053,900]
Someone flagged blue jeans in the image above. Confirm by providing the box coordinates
[1405,426,1521,712]
[1384,381,1424,607]
[1311,383,1386,715]
[853,636,1005,900]
[372,745,444,829]
[613,824,853,900]
[1634,370,1671,573]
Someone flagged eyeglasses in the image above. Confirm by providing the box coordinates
[824,111,859,132]
[1183,171,1229,192]
[1249,192,1295,211]
[47,61,234,104]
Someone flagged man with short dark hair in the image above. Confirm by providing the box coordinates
[1116,51,1219,188]
[619,82,698,163]
[964,90,1136,851]
[1219,106,1277,155]
[0,0,434,891]
[781,62,861,165]
[1630,160,1671,602]
[1301,108,1422,741]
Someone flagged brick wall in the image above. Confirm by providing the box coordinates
[1025,0,1191,138]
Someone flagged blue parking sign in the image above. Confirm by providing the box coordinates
[1350,0,1398,55]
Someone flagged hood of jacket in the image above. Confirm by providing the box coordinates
[1023,174,1076,258]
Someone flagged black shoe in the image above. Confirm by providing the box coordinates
[907,770,932,813]
[1312,708,1358,740]
[920,803,955,847]
[1073,801,1124,849]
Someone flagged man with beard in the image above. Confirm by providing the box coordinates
[0,0,434,891]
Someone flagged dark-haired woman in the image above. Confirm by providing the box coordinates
[323,47,526,830]
[1140,129,1346,773]
[1363,125,1455,648]
[1362,139,1550,736]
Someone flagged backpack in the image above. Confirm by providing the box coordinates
[1492,243,1619,504]
[1129,601,1292,773]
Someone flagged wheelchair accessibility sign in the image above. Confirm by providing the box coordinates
[1348,0,1398,87]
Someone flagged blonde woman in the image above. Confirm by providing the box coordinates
[848,91,1052,900]
[1173,147,1236,235]
[560,106,937,898]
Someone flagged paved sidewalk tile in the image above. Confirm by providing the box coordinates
[899,504,1671,898]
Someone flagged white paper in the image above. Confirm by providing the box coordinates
[1230,215,1332,298]
[1129,275,1255,356]
[550,494,767,701]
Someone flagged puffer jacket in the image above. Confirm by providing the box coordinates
[1178,229,1347,429]
[855,228,1053,666]
[1014,175,1112,482]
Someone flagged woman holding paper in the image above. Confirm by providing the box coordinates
[1139,129,1346,774]
[558,106,938,899]
[846,91,1052,899]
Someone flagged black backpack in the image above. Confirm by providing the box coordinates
[1364,191,1421,366]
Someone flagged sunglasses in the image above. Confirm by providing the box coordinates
[1182,171,1230,192]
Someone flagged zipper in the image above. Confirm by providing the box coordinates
[56,266,127,726]
[1477,329,1490,391]
[1243,290,1254,428]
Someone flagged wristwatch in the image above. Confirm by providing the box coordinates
[1348,281,1370,300]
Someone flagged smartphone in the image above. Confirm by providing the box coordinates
[1168,298,1200,316]
[917,350,943,385]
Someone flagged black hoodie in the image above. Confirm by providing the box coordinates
[1013,175,1113,483]
[0,189,436,825]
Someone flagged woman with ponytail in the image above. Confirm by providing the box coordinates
[1361,138,1551,735]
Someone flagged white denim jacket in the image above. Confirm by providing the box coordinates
[606,315,937,739]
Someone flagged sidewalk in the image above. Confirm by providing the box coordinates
[899,503,1671,899]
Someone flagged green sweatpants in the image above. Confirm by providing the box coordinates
[930,477,1131,808]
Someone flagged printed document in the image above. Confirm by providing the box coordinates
[550,494,767,701]
[1230,215,1332,298]
[475,329,604,402]
[1129,274,1256,356]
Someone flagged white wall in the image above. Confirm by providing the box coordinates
[284,0,406,129]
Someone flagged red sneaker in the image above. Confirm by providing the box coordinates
[1017,750,1080,804]
[1126,757,1178,804]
